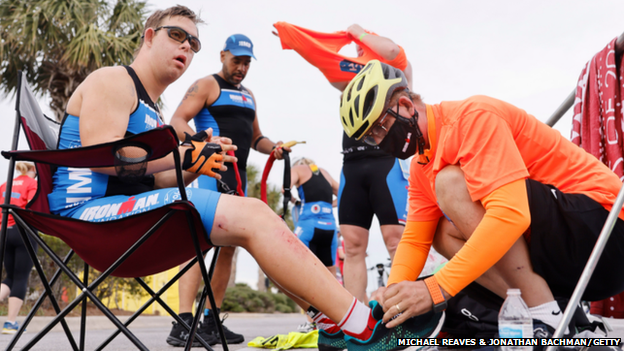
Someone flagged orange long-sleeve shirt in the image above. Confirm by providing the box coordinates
[389,96,624,296]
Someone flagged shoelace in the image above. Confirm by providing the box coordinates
[205,313,234,333]
[297,322,317,332]
[220,313,233,332]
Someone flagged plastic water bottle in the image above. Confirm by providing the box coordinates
[498,289,533,351]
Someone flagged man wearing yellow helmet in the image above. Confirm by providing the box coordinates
[274,23,415,311]
[341,60,624,337]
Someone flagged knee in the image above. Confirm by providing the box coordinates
[245,197,281,224]
[344,246,366,259]
[238,197,287,243]
[381,228,403,254]
[435,165,470,212]
[343,238,367,257]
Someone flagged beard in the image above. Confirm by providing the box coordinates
[223,65,245,85]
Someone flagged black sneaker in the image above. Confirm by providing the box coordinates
[201,308,245,344]
[166,315,218,347]
[532,312,612,351]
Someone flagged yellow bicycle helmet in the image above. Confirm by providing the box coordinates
[340,60,408,139]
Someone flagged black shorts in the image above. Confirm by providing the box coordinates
[337,156,408,228]
[2,226,37,300]
[526,179,624,301]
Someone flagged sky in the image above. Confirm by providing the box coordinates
[1,0,623,294]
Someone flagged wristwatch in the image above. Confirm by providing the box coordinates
[424,276,447,313]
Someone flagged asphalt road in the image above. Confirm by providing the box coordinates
[1,313,623,351]
[0,313,312,351]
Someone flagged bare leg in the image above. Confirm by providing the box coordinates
[210,196,353,322]
[340,224,369,303]
[434,165,554,307]
[178,260,202,314]
[177,245,235,313]
[0,284,10,301]
[379,224,403,260]
[6,297,23,323]
[432,219,510,295]
[205,246,235,310]
[327,265,337,277]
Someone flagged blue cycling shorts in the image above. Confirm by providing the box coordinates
[57,187,221,239]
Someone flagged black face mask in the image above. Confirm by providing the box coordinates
[378,111,425,160]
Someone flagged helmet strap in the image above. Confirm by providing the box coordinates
[394,106,425,155]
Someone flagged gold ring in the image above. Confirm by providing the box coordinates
[395,303,401,313]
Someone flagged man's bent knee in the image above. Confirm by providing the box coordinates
[435,165,470,211]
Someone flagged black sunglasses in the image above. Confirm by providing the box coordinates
[154,26,201,53]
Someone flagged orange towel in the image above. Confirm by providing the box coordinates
[273,22,407,83]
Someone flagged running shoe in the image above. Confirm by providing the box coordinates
[166,315,217,347]
[2,321,19,335]
[297,321,317,333]
[318,329,347,351]
[200,310,245,344]
[531,315,612,351]
[345,301,445,351]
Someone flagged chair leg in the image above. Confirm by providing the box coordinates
[6,250,79,351]
[184,304,204,351]
[201,250,228,350]
[11,223,79,351]
[94,256,214,351]
[184,248,221,351]
[547,182,624,346]
[15,227,149,351]
[185,210,230,351]
[80,262,89,351]
[12,210,181,350]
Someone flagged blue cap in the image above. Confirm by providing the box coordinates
[223,34,256,59]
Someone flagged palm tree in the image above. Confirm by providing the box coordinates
[0,0,147,120]
[0,0,147,310]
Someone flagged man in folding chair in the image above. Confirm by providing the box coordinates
[45,5,444,351]
[342,60,624,339]
[167,33,290,347]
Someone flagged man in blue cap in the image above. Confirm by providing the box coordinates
[168,34,291,347]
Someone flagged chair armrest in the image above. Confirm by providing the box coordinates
[2,126,180,168]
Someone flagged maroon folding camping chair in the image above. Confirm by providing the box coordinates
[0,71,229,351]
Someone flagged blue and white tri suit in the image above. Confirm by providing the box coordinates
[191,74,256,195]
[294,165,338,266]
[48,66,221,237]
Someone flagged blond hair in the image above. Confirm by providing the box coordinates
[293,157,315,167]
[15,162,34,176]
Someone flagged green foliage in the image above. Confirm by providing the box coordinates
[221,283,298,313]
[0,0,147,120]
